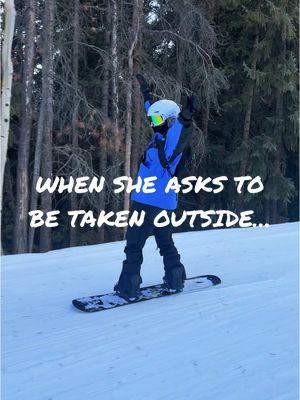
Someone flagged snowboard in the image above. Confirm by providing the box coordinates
[72,275,221,313]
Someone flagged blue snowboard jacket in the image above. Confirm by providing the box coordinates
[131,100,192,210]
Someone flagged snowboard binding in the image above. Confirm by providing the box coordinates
[114,273,142,301]
[163,265,186,292]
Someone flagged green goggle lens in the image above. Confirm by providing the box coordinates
[150,114,164,126]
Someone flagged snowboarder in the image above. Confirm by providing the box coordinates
[114,74,199,300]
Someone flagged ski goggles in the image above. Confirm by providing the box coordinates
[149,114,164,127]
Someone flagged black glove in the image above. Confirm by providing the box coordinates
[180,95,200,123]
[136,74,152,102]
[186,95,200,114]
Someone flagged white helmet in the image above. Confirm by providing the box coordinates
[147,99,180,127]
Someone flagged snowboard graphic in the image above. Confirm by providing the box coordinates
[72,275,221,313]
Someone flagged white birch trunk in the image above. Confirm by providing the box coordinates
[0,0,16,242]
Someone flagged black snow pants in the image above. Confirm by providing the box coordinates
[121,201,185,278]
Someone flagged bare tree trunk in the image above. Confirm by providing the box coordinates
[201,107,209,138]
[111,0,119,136]
[239,33,259,177]
[98,24,110,243]
[270,17,287,225]
[233,33,259,215]
[264,199,270,224]
[3,158,15,214]
[124,0,140,215]
[28,90,45,252]
[70,0,80,247]
[270,90,284,225]
[110,0,121,240]
[131,1,143,176]
[201,0,215,138]
[39,0,55,252]
[13,0,35,253]
[0,0,16,249]
[175,26,184,103]
[176,38,184,85]
[131,77,142,176]
[269,199,278,224]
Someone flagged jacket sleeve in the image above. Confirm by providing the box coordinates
[167,119,193,165]
[155,119,193,175]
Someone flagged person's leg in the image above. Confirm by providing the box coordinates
[115,202,155,298]
[154,223,186,290]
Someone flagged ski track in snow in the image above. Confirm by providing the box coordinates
[2,223,299,400]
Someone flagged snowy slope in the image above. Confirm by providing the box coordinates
[2,223,299,400]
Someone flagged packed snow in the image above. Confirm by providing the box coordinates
[2,222,299,400]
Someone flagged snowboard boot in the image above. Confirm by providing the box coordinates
[114,272,142,301]
[163,265,186,292]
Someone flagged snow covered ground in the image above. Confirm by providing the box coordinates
[2,222,299,400]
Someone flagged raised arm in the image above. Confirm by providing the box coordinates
[155,95,199,174]
[168,95,199,163]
